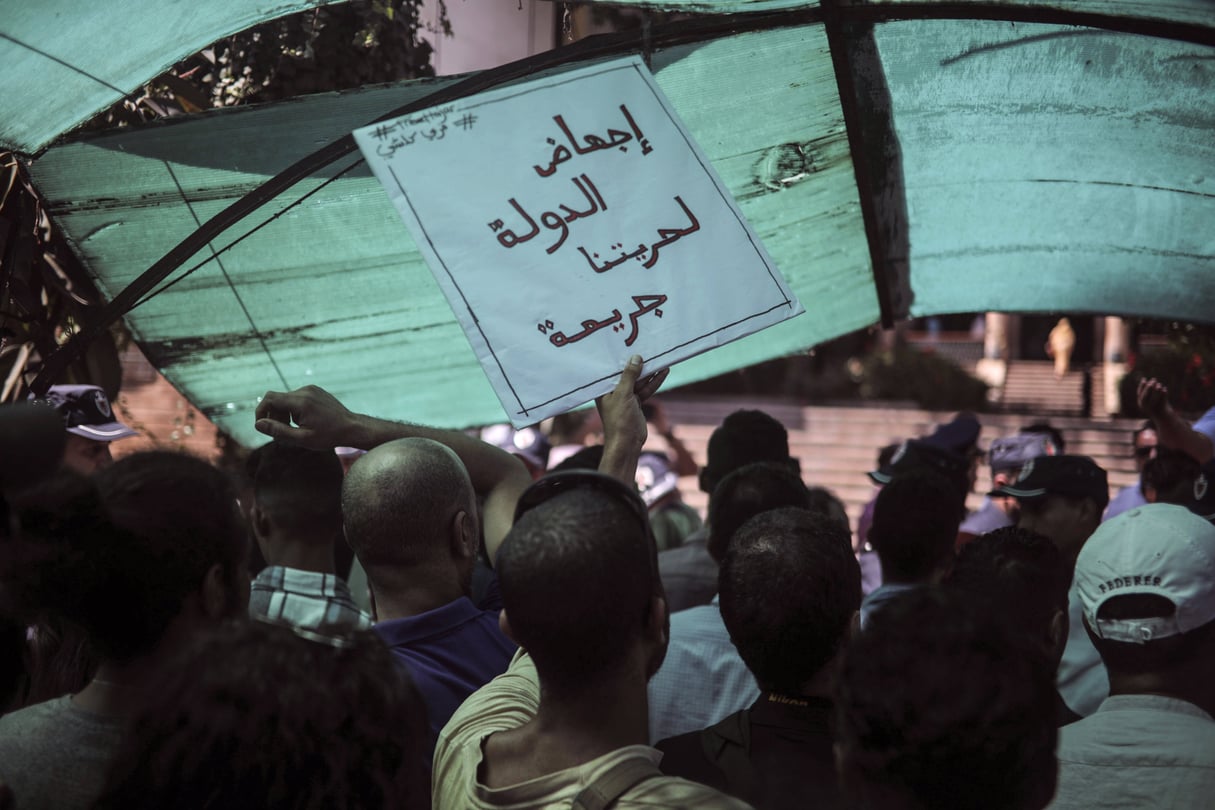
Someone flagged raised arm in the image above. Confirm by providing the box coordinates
[595,355,670,485]
[1137,377,1214,464]
[255,385,531,565]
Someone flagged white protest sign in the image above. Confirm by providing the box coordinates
[354,56,803,428]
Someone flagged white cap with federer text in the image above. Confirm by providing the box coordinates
[1075,503,1215,644]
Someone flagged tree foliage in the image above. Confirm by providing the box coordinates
[857,346,990,412]
[0,154,122,401]
[1119,322,1215,417]
[3,1,447,401]
[90,1,448,127]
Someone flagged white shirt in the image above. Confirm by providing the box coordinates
[1051,694,1215,809]
[646,596,759,744]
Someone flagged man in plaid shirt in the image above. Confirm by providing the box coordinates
[248,441,371,630]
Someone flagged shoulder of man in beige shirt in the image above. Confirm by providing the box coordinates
[434,651,753,810]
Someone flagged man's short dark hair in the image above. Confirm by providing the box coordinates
[805,486,850,534]
[837,588,1057,810]
[948,527,1068,663]
[706,462,810,562]
[719,507,860,693]
[1,471,115,685]
[0,401,65,493]
[253,440,343,538]
[93,620,429,810]
[700,410,795,494]
[2,454,247,664]
[5,454,248,663]
[1143,447,1202,505]
[868,471,964,581]
[497,487,658,694]
[93,452,249,660]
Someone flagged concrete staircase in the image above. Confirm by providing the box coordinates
[656,396,1140,534]
[997,360,1089,416]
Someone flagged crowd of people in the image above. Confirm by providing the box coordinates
[1,359,1213,809]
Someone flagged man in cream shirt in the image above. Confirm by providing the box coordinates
[433,358,747,810]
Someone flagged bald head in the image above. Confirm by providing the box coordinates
[341,438,476,570]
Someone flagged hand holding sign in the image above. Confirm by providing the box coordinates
[354,56,803,428]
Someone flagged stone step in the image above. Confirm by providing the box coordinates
[997,360,1089,415]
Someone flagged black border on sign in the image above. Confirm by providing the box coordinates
[398,60,794,419]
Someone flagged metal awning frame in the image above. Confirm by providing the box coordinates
[26,0,1215,396]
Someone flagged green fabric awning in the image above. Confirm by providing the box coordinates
[0,0,347,155]
[22,2,1215,442]
[881,18,1215,318]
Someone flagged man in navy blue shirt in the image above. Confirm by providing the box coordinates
[255,385,532,757]
[342,437,518,756]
